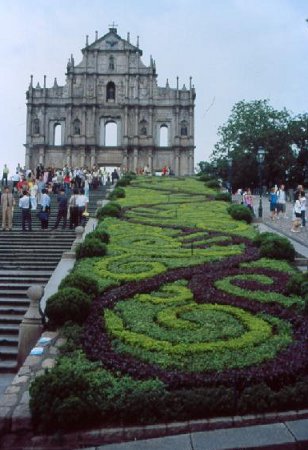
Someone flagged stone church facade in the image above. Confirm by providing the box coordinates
[25,26,195,175]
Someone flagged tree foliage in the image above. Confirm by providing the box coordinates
[210,100,308,191]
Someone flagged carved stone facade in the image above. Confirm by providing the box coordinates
[25,27,195,175]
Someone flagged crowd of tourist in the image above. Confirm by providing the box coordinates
[0,163,120,231]
[236,183,306,233]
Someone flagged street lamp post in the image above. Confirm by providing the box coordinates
[227,157,233,194]
[257,146,266,218]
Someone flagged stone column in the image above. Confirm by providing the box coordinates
[39,147,45,166]
[133,148,138,173]
[122,149,128,172]
[175,149,180,176]
[80,147,85,168]
[148,149,153,172]
[25,146,31,171]
[90,147,96,168]
[17,285,44,368]
[66,147,72,167]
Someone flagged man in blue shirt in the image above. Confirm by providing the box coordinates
[52,188,68,230]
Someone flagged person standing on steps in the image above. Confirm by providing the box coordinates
[39,188,51,230]
[19,190,37,231]
[1,164,9,187]
[52,188,68,230]
[76,188,89,227]
[68,188,80,229]
[1,186,15,231]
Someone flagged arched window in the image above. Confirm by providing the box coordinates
[159,124,168,147]
[109,56,115,71]
[106,81,116,101]
[54,123,62,146]
[105,121,117,146]
[33,118,40,134]
[73,119,81,135]
[180,121,188,136]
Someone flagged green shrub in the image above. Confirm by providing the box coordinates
[215,192,232,202]
[59,271,100,297]
[304,294,308,315]
[96,202,122,220]
[109,187,126,200]
[197,174,214,182]
[204,179,220,189]
[301,281,308,297]
[45,288,91,326]
[116,177,131,187]
[75,238,107,260]
[60,322,84,355]
[227,204,253,224]
[285,272,304,296]
[259,237,295,262]
[253,232,277,247]
[29,352,166,432]
[88,228,110,244]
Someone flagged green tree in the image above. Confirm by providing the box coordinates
[211,100,305,190]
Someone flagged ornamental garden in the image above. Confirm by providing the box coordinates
[30,175,308,432]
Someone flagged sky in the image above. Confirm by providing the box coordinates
[0,0,307,174]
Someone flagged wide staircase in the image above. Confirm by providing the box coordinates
[0,185,106,373]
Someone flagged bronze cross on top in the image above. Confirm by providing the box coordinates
[109,22,118,29]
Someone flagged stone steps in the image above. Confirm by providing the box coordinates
[0,185,106,373]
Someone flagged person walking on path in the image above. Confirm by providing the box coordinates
[276,184,287,219]
[19,190,37,231]
[243,188,254,214]
[1,186,15,231]
[52,188,68,230]
[300,191,306,228]
[269,187,278,220]
[39,188,51,230]
[291,198,302,233]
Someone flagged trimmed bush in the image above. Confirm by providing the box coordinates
[285,273,305,296]
[109,187,126,200]
[116,177,131,187]
[304,294,308,315]
[96,202,122,220]
[204,179,220,189]
[227,204,253,224]
[45,288,91,326]
[215,192,232,202]
[89,228,110,244]
[29,352,166,432]
[260,235,295,261]
[301,282,308,297]
[253,232,276,247]
[60,322,84,355]
[75,238,107,260]
[59,272,100,297]
[197,174,214,182]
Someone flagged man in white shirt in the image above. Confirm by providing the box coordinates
[76,188,89,227]
[19,190,37,231]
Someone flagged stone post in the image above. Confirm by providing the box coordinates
[17,285,44,368]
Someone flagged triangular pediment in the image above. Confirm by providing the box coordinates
[83,29,142,54]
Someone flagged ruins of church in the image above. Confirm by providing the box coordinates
[25,26,195,175]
